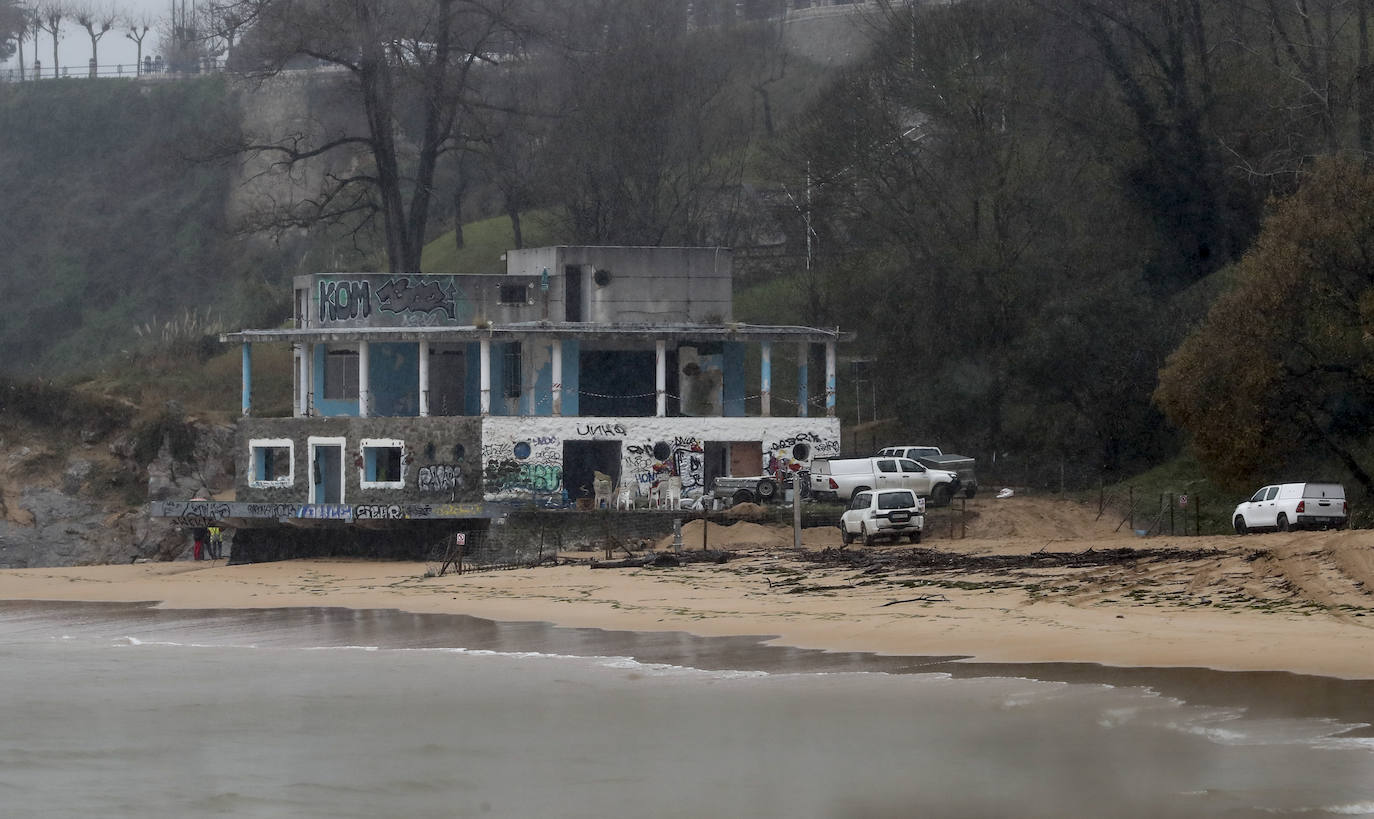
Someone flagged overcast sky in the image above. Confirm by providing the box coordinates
[6,1,183,73]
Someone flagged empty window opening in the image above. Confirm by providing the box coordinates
[361,439,405,488]
[499,284,528,305]
[579,349,664,417]
[249,439,294,487]
[430,347,465,416]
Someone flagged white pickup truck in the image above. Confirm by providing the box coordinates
[809,456,961,506]
[878,445,978,498]
[1232,482,1347,533]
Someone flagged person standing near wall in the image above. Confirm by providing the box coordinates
[191,526,208,560]
[207,526,222,560]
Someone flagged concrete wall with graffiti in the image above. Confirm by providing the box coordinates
[296,273,544,329]
[479,416,840,504]
[235,416,483,505]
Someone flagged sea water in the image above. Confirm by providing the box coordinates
[1,602,1373,818]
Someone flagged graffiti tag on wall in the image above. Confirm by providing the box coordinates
[319,279,371,322]
[418,464,463,494]
[485,459,563,494]
[320,276,459,324]
[376,277,456,320]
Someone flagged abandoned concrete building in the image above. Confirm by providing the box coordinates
[152,246,850,560]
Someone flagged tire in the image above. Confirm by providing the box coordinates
[861,524,875,548]
[931,485,952,508]
[732,489,753,506]
[1277,513,1290,532]
[964,485,976,499]
[1234,516,1248,535]
[755,478,778,502]
[908,531,921,544]
[840,525,853,546]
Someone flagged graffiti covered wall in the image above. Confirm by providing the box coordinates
[479,416,840,504]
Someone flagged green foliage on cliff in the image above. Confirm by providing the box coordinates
[0,76,295,378]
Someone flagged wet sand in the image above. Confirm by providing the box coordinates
[0,534,1371,681]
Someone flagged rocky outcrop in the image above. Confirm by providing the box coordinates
[0,412,236,569]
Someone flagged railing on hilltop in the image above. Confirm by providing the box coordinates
[2,57,227,83]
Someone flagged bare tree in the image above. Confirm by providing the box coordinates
[124,9,151,74]
[36,1,64,78]
[73,0,117,75]
[202,1,252,67]
[226,0,534,273]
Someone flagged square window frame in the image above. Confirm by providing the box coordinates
[359,437,407,490]
[248,438,295,489]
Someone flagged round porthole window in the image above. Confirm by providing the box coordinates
[513,441,532,460]
[792,443,811,461]
[593,268,612,286]
[652,441,672,462]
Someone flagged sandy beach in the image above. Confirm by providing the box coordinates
[2,495,1373,679]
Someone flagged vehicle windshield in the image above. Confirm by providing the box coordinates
[877,492,916,510]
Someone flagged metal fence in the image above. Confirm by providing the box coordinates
[2,58,227,83]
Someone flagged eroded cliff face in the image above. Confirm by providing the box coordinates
[0,407,236,569]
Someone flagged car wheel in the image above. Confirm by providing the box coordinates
[840,525,853,546]
[732,489,753,506]
[931,485,952,507]
[908,531,921,544]
[755,479,778,502]
[1234,516,1248,535]
[963,486,976,499]
[1277,513,1290,532]
[861,524,875,547]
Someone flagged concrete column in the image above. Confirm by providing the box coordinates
[241,342,252,417]
[760,342,772,417]
[551,340,563,416]
[797,342,809,418]
[825,341,836,418]
[655,339,667,417]
[418,342,430,417]
[304,343,314,416]
[357,340,370,418]
[294,344,305,417]
[479,337,491,416]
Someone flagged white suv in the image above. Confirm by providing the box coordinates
[840,488,925,546]
[1232,483,1347,534]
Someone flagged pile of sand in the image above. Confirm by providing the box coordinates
[655,518,791,551]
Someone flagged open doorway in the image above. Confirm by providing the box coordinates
[563,440,621,503]
[310,438,346,504]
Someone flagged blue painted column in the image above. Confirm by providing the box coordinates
[760,342,772,417]
[825,341,836,417]
[241,342,252,417]
[796,342,809,418]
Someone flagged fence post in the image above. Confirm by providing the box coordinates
[702,508,709,551]
[960,497,966,539]
[1129,486,1134,531]
[1169,494,1175,536]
